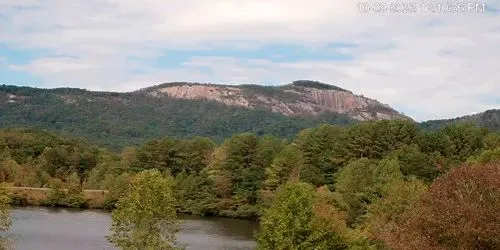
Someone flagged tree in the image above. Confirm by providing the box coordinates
[173,137,215,174]
[257,182,347,250]
[334,158,377,226]
[387,163,500,250]
[442,123,487,162]
[396,144,440,182]
[0,184,11,249]
[103,173,131,209]
[119,146,138,171]
[364,179,427,248]
[106,169,180,250]
[343,120,418,162]
[263,144,303,191]
[175,170,217,216]
[483,132,500,150]
[134,138,177,173]
[45,178,66,206]
[295,125,345,186]
[65,172,86,208]
[466,146,500,165]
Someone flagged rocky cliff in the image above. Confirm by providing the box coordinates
[143,80,407,121]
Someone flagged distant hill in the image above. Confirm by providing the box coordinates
[420,109,500,132]
[0,80,407,149]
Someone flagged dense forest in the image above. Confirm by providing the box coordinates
[0,119,499,249]
[420,109,500,132]
[0,84,355,150]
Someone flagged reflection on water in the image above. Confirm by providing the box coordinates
[8,207,258,250]
[178,214,258,250]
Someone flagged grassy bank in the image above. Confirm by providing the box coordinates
[7,187,108,209]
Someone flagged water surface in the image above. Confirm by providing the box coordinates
[9,207,258,250]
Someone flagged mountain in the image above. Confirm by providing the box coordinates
[139,80,405,121]
[420,109,500,132]
[0,80,407,149]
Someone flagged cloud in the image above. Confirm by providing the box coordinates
[0,0,499,121]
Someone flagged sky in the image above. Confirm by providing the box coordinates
[0,0,499,121]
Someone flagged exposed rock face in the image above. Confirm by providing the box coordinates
[155,84,250,108]
[145,81,407,121]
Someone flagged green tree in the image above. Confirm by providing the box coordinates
[483,132,500,149]
[175,170,217,216]
[209,133,276,217]
[396,144,440,182]
[65,172,86,208]
[263,144,304,191]
[173,137,215,174]
[45,178,66,206]
[334,158,377,226]
[134,138,178,173]
[119,146,138,171]
[371,156,404,193]
[363,179,427,248]
[295,125,345,186]
[257,182,347,250]
[442,123,487,162]
[343,120,417,162]
[106,169,180,250]
[0,184,11,249]
[466,146,500,165]
[103,172,131,209]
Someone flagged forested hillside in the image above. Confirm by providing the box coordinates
[0,84,354,150]
[421,109,500,131]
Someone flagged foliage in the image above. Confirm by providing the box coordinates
[45,178,66,207]
[333,158,377,226]
[103,173,131,210]
[0,85,355,150]
[256,182,348,250]
[175,171,217,216]
[263,144,303,191]
[0,184,11,250]
[208,133,283,218]
[363,179,427,248]
[106,169,181,250]
[386,163,500,250]
[288,80,351,92]
[295,125,345,187]
[420,109,500,132]
[64,172,86,208]
[1,116,500,249]
[466,146,500,164]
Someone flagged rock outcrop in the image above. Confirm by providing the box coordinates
[144,80,407,121]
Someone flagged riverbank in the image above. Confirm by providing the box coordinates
[7,187,108,209]
[6,187,260,221]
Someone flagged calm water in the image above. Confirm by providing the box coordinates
[8,207,258,250]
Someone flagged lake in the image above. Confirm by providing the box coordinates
[8,207,258,250]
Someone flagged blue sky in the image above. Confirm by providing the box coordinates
[1,0,500,121]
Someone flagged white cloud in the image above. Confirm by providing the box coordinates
[0,0,499,121]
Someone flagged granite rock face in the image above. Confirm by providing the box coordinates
[145,80,407,121]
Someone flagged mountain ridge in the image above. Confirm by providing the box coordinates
[3,80,496,150]
[1,81,372,149]
[420,109,500,131]
[139,80,407,121]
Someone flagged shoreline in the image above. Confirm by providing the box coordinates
[7,186,108,209]
[7,187,259,221]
